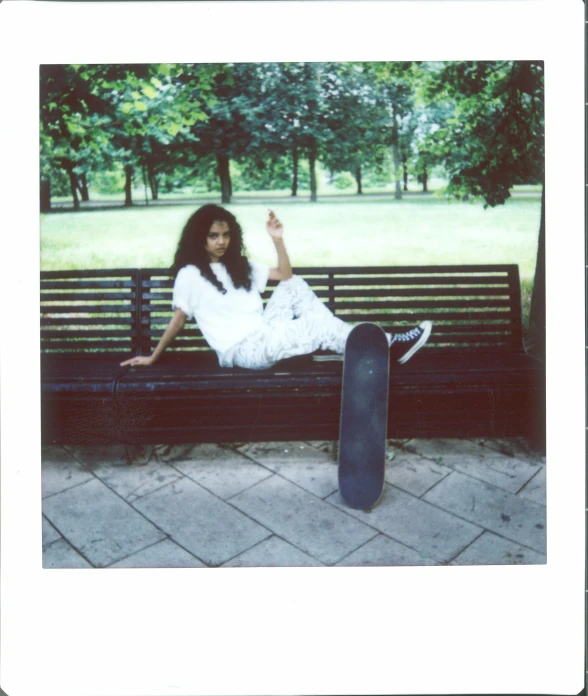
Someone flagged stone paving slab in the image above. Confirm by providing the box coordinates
[384,450,452,497]
[449,531,547,566]
[423,471,546,554]
[237,441,338,497]
[222,535,324,567]
[402,438,544,495]
[429,454,540,496]
[516,467,547,506]
[43,539,93,568]
[43,478,167,567]
[132,477,271,567]
[109,539,207,568]
[91,459,184,503]
[336,533,440,566]
[327,484,482,563]
[172,445,272,500]
[42,516,62,548]
[230,475,377,565]
[255,459,338,499]
[41,446,94,498]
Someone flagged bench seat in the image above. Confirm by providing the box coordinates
[41,349,543,446]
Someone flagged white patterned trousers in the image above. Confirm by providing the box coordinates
[230,276,356,370]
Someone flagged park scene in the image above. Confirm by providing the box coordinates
[40,61,546,569]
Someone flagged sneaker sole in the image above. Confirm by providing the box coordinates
[397,320,432,364]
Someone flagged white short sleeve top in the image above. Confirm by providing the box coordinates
[172,261,269,365]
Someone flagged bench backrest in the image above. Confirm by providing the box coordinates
[40,265,525,356]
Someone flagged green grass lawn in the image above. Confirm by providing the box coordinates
[41,195,541,274]
[40,194,542,328]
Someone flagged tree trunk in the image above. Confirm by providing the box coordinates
[147,163,158,200]
[77,173,90,202]
[40,178,51,212]
[391,104,402,200]
[67,167,80,211]
[527,186,545,360]
[422,160,428,193]
[141,165,149,206]
[309,143,318,202]
[216,153,231,204]
[527,185,546,449]
[291,143,299,197]
[124,165,133,207]
[402,152,408,192]
[355,166,363,194]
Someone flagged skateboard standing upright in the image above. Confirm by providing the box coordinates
[338,323,390,510]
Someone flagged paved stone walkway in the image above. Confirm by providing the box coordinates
[42,437,546,568]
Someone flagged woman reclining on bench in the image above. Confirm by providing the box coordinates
[120,205,432,370]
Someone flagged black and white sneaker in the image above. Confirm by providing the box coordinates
[389,321,432,364]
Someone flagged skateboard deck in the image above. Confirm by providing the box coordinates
[338,323,390,510]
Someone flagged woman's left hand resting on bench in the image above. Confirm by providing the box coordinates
[120,308,187,367]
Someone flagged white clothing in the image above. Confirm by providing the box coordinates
[172,262,269,366]
[229,276,353,370]
[173,264,391,370]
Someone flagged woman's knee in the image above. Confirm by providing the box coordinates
[279,275,309,291]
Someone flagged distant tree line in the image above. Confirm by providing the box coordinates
[39,61,543,210]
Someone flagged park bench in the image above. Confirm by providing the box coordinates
[40,264,545,449]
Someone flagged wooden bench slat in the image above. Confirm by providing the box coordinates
[41,305,134,314]
[319,286,512,298]
[41,329,137,339]
[150,333,208,341]
[41,317,133,326]
[330,310,513,322]
[330,299,512,310]
[42,340,134,351]
[41,292,136,302]
[142,276,512,291]
[41,269,136,279]
[143,288,514,302]
[149,341,208,349]
[138,264,514,276]
[291,264,514,274]
[428,335,512,345]
[42,280,136,290]
[141,308,514,322]
[276,275,511,287]
[431,323,512,333]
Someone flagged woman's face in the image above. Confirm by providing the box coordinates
[205,220,231,263]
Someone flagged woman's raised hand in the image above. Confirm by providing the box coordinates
[120,355,156,367]
[266,209,284,239]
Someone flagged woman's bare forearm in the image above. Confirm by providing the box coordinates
[272,237,293,280]
[121,308,186,366]
[151,309,187,361]
[266,209,293,281]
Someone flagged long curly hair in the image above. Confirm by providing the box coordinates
[171,205,252,294]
